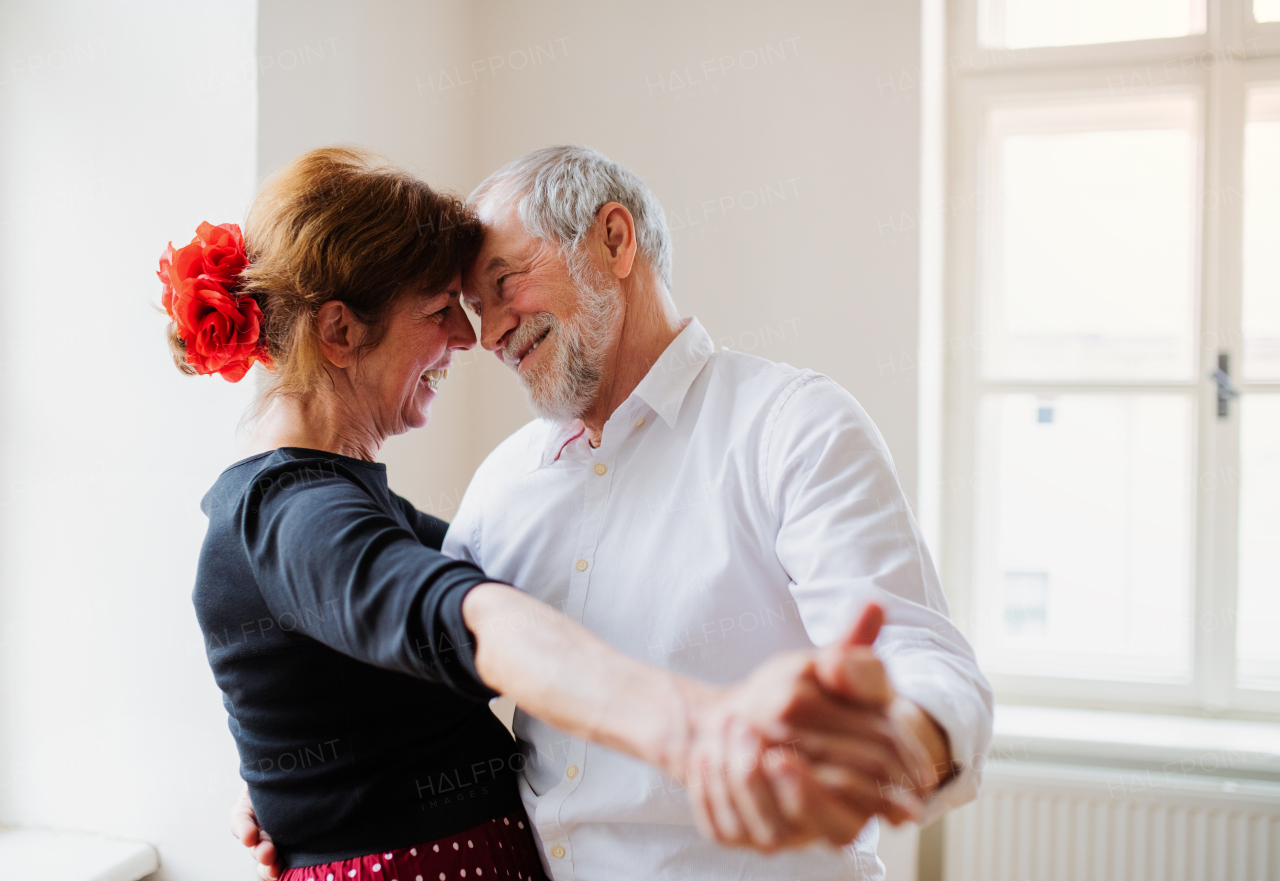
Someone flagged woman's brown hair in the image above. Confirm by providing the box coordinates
[166,146,481,402]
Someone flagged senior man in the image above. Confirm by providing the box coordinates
[448,146,991,879]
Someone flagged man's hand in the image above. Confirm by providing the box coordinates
[231,787,280,881]
[683,604,937,852]
[812,603,953,805]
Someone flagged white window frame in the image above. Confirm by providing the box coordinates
[941,0,1280,719]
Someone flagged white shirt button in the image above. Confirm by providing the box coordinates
[566,765,579,778]
[552,845,566,858]
[635,417,645,427]
[575,559,589,571]
[594,462,607,475]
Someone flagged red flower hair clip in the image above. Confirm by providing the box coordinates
[158,221,274,382]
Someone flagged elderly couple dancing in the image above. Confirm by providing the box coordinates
[164,143,992,881]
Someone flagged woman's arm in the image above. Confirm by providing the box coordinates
[463,583,701,777]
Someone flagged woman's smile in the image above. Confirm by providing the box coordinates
[420,367,448,390]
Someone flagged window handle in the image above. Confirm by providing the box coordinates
[1209,353,1239,418]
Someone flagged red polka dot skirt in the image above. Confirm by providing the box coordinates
[281,811,548,881]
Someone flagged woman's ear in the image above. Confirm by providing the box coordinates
[315,301,362,368]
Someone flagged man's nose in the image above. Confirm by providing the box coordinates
[479,303,516,354]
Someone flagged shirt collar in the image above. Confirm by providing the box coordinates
[537,421,587,469]
[632,317,714,429]
[534,318,714,469]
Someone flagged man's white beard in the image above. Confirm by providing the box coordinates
[505,255,622,424]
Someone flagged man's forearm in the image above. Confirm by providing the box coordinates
[462,583,708,778]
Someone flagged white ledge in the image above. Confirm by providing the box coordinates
[0,828,158,881]
[991,704,1280,775]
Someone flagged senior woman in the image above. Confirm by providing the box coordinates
[162,147,928,881]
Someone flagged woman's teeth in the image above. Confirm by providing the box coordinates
[421,369,448,390]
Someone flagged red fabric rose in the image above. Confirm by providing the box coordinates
[158,222,273,382]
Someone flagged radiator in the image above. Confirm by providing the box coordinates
[944,760,1280,881]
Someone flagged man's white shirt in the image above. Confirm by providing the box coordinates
[444,318,993,880]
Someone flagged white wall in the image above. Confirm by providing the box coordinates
[0,1,261,878]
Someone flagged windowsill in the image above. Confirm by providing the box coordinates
[991,704,1280,780]
[0,827,158,881]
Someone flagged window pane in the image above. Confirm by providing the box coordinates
[1242,87,1280,381]
[981,0,1205,48]
[1238,395,1280,687]
[982,97,1199,381]
[973,394,1193,679]
[1256,0,1280,23]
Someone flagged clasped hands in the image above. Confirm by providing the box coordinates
[233,603,948,878]
[675,602,949,851]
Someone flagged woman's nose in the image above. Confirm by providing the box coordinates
[449,307,477,350]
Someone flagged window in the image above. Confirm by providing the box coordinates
[980,0,1207,49]
[944,0,1280,715]
[1237,84,1280,688]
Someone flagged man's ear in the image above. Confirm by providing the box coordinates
[594,202,638,280]
[315,300,362,368]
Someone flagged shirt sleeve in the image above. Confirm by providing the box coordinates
[241,459,497,701]
[763,374,994,821]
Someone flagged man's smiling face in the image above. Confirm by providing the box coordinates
[463,200,622,423]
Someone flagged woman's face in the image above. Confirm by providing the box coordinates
[353,274,476,436]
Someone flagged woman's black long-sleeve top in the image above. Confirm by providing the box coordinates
[193,448,522,869]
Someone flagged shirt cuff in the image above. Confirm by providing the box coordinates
[889,665,994,826]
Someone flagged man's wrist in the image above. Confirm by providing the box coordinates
[890,697,953,797]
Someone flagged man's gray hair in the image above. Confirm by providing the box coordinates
[469,145,673,292]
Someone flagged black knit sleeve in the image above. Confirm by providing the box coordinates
[391,491,451,551]
[239,460,496,700]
